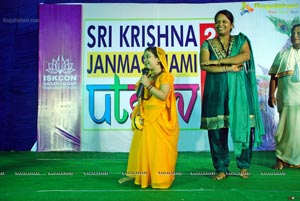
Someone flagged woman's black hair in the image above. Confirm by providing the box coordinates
[214,9,234,24]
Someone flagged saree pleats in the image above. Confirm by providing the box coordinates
[126,73,179,188]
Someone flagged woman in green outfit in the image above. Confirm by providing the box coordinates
[200,10,265,180]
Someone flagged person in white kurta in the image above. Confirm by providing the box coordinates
[268,24,300,169]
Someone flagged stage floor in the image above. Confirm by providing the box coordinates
[0,151,299,201]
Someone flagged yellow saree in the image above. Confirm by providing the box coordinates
[126,72,179,189]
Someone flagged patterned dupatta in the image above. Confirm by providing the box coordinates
[228,33,265,156]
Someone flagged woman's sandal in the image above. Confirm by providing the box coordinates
[212,172,227,180]
[289,164,300,169]
[240,169,249,179]
[118,176,133,184]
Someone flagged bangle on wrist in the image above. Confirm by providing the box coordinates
[147,84,153,90]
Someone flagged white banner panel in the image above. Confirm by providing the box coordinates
[38,1,299,152]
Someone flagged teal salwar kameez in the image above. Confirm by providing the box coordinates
[201,33,265,174]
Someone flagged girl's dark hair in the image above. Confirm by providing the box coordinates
[214,10,234,24]
[144,46,158,58]
[144,46,165,70]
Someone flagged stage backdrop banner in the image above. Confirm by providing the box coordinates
[38,1,299,152]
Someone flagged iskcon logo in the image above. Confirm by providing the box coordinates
[46,56,75,75]
[240,2,254,15]
[43,55,77,89]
